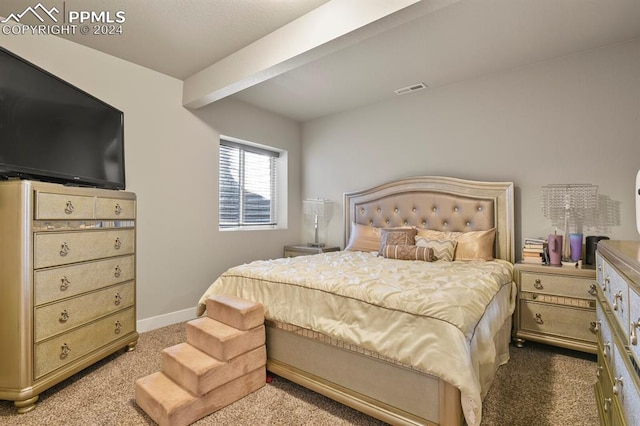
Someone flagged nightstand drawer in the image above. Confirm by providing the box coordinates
[520,272,597,300]
[520,300,597,343]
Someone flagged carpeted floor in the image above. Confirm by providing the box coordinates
[0,322,598,425]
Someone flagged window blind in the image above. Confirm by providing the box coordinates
[219,140,278,228]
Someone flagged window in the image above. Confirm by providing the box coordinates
[219,137,280,229]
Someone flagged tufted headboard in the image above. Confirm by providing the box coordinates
[343,176,515,262]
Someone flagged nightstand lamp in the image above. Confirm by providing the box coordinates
[303,198,332,247]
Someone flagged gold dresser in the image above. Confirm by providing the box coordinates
[0,180,138,413]
[513,262,598,353]
[594,240,640,425]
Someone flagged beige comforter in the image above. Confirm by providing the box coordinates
[198,250,515,426]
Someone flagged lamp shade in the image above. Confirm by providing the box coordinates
[303,199,332,220]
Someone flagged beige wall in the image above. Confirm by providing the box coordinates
[1,35,302,324]
[302,39,640,253]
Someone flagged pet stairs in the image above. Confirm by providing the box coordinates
[135,295,266,426]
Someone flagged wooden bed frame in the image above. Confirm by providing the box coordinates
[265,176,515,426]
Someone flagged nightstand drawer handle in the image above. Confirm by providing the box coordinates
[115,320,122,334]
[603,342,611,357]
[604,397,612,413]
[596,365,603,378]
[631,320,640,345]
[60,343,71,358]
[533,279,543,290]
[588,284,597,296]
[59,310,69,322]
[59,242,70,257]
[613,291,623,311]
[534,313,544,324]
[590,321,599,334]
[64,201,74,214]
[60,276,71,291]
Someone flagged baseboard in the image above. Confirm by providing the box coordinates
[137,306,197,333]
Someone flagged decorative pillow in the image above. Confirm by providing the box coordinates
[382,244,434,261]
[378,227,417,256]
[416,228,496,261]
[415,237,458,261]
[345,223,382,252]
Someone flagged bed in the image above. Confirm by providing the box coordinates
[198,176,516,426]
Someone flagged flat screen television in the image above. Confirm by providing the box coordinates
[0,47,125,190]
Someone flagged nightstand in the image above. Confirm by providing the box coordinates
[513,262,598,354]
[283,244,340,258]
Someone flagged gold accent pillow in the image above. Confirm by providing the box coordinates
[345,223,382,252]
[414,237,457,261]
[378,228,418,256]
[383,244,434,261]
[416,228,496,261]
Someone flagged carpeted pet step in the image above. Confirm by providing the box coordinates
[135,367,265,426]
[206,295,264,331]
[162,342,266,396]
[186,317,265,362]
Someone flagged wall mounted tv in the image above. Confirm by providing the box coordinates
[0,47,125,190]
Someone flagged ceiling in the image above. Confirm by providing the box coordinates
[1,0,639,122]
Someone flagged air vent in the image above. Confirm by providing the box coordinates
[394,83,427,96]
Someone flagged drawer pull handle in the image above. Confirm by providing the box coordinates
[114,292,122,305]
[613,291,623,311]
[596,365,603,378]
[114,203,122,215]
[59,310,69,322]
[60,343,70,358]
[631,320,640,345]
[533,279,543,290]
[115,320,122,334]
[64,201,74,214]
[589,321,599,334]
[598,264,602,272]
[114,266,122,278]
[60,276,71,291]
[588,284,597,296]
[604,397,612,413]
[613,376,623,395]
[603,342,611,357]
[534,313,544,324]
[59,242,70,257]
[114,238,122,250]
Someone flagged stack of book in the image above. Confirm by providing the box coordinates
[522,237,546,264]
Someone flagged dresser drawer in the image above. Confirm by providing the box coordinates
[34,307,135,379]
[95,197,135,219]
[34,255,135,305]
[602,261,630,340]
[629,286,640,366]
[520,300,597,343]
[34,229,135,268]
[613,344,640,425]
[35,192,95,219]
[34,281,135,342]
[520,272,597,300]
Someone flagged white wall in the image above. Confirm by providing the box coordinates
[1,34,302,328]
[302,39,640,254]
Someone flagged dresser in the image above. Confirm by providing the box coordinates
[594,240,640,425]
[0,180,138,413]
[513,262,598,353]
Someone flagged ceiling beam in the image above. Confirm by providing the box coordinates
[182,0,462,109]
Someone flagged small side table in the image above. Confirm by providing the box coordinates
[283,244,340,258]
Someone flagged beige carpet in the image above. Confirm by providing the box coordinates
[0,322,598,425]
